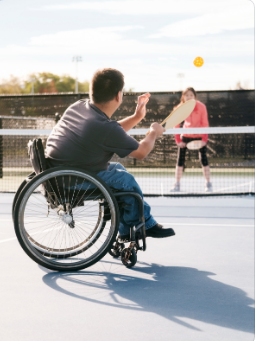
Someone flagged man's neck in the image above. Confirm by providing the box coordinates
[91,101,116,118]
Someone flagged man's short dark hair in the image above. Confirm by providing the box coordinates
[90,68,124,103]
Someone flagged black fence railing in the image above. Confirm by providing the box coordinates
[0,90,254,127]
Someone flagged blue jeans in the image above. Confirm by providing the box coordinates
[97,163,157,235]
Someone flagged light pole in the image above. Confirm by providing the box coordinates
[72,56,82,93]
[30,76,35,94]
[177,73,185,91]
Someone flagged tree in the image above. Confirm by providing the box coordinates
[23,73,90,93]
[0,76,22,94]
[0,73,90,94]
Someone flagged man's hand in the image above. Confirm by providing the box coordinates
[149,122,166,138]
[134,93,151,121]
[118,93,151,131]
[177,142,186,148]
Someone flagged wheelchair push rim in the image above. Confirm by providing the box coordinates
[13,167,119,271]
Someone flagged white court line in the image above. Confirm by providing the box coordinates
[0,223,253,244]
[0,237,17,243]
[214,181,254,193]
[0,225,62,244]
[2,217,253,227]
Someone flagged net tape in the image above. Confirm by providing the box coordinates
[0,126,254,135]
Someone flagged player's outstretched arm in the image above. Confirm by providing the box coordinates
[118,93,150,132]
[129,123,165,160]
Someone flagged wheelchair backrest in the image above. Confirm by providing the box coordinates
[28,138,47,174]
[27,139,102,208]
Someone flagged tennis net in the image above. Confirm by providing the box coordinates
[0,126,254,196]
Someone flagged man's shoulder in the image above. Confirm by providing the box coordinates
[64,99,108,123]
[66,99,89,111]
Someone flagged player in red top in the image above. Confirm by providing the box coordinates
[171,87,212,192]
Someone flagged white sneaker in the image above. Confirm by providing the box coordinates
[205,182,213,193]
[170,182,180,192]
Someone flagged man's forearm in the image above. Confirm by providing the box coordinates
[129,131,157,159]
[118,114,141,132]
[139,131,157,157]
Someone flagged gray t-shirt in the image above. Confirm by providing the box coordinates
[45,99,139,173]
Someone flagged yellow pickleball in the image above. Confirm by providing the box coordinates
[193,57,204,67]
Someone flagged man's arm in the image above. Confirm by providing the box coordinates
[118,93,150,132]
[129,123,165,160]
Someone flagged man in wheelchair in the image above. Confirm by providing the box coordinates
[45,68,175,241]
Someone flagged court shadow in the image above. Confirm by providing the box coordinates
[41,262,254,332]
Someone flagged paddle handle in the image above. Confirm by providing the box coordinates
[145,110,173,135]
[160,110,174,126]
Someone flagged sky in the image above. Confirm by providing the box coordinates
[0,0,254,91]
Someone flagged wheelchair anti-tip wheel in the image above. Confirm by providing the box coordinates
[13,167,119,271]
[121,247,137,268]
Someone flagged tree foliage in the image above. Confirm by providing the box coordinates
[0,73,89,94]
[0,76,23,94]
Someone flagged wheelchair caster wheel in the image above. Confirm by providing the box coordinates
[109,242,125,258]
[121,248,137,268]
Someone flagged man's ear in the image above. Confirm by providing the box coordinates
[116,90,122,103]
[89,82,93,101]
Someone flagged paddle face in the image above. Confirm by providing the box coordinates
[186,140,204,150]
[164,99,196,129]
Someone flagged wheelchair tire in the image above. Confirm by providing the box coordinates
[12,172,36,222]
[13,166,119,271]
[12,179,29,222]
[121,248,137,268]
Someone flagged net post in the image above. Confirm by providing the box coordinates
[0,118,2,178]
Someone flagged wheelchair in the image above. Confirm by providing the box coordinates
[12,139,146,272]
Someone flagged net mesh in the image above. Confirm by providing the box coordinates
[0,127,254,196]
[0,91,254,196]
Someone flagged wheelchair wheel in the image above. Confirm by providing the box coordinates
[109,241,125,258]
[13,167,119,271]
[12,173,35,222]
[121,248,137,268]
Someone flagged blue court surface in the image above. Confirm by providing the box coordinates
[0,194,254,341]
